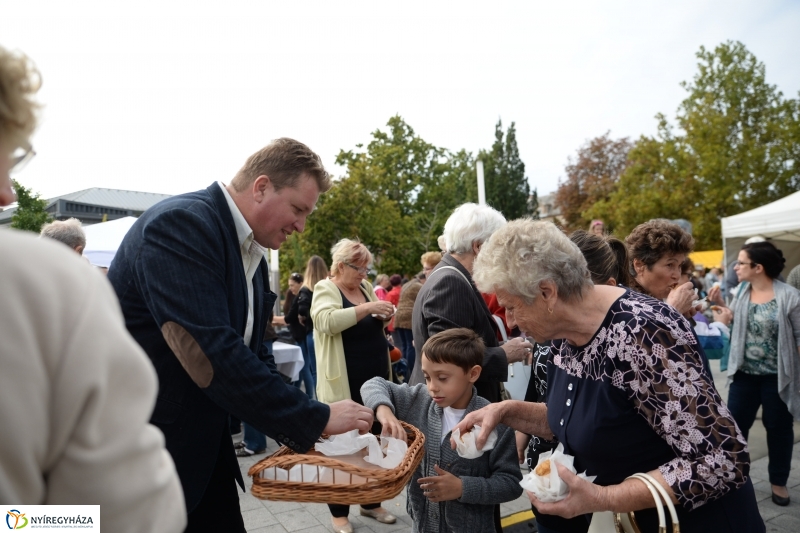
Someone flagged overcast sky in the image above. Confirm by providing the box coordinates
[3,1,799,201]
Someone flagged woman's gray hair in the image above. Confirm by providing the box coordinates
[473,219,592,303]
[438,203,506,254]
[374,274,389,285]
[330,238,373,276]
[40,218,86,251]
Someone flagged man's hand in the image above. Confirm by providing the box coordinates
[449,402,507,451]
[418,464,463,502]
[376,405,407,443]
[323,400,374,435]
[666,282,696,315]
[503,337,533,365]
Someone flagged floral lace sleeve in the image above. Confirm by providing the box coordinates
[603,294,749,510]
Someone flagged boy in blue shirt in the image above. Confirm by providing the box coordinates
[361,328,522,533]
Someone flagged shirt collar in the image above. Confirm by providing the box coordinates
[217,181,254,250]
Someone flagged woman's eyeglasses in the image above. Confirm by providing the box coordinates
[735,261,758,268]
[344,262,368,275]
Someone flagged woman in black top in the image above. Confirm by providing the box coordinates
[517,229,630,533]
[284,272,315,398]
[310,239,396,533]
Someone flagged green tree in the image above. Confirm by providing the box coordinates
[10,179,51,233]
[554,132,632,232]
[283,116,478,279]
[593,41,800,249]
[529,188,540,220]
[480,120,531,219]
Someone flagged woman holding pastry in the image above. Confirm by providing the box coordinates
[310,238,397,533]
[453,219,763,532]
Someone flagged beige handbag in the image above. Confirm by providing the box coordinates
[587,473,680,533]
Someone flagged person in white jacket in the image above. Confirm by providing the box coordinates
[0,45,186,532]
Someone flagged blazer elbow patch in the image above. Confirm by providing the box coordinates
[161,321,214,388]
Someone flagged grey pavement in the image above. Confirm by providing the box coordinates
[237,360,800,531]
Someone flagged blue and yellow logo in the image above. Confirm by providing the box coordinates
[5,510,27,529]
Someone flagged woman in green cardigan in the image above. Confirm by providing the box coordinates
[310,238,397,533]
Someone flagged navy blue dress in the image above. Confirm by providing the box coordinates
[547,290,764,532]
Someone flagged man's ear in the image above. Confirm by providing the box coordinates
[252,175,272,202]
[467,364,482,383]
[75,245,84,255]
[472,240,483,256]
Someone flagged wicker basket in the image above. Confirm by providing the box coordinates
[249,421,425,505]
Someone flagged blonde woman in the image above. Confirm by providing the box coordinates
[311,239,396,533]
[0,47,186,532]
[297,255,329,395]
[373,273,390,300]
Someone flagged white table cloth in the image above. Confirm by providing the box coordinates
[272,341,304,382]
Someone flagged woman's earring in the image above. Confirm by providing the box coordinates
[548,308,553,314]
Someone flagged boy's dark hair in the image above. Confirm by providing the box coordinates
[421,328,484,373]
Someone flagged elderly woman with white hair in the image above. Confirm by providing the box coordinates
[40,217,86,254]
[452,219,764,533]
[310,238,398,533]
[409,203,533,403]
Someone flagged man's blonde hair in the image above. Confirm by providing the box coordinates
[230,138,331,194]
[0,47,41,148]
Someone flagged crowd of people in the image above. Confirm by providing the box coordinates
[4,43,800,533]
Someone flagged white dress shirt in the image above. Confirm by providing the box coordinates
[218,181,267,347]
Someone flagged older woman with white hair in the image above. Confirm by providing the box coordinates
[409,203,533,403]
[311,238,398,533]
[40,217,86,254]
[452,219,764,533]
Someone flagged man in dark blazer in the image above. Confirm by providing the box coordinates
[408,203,532,404]
[108,138,374,532]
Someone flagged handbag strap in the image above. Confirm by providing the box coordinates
[427,265,472,286]
[628,473,680,532]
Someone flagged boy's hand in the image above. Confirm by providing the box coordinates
[376,405,407,443]
[418,464,463,502]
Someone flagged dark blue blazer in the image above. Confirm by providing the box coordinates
[108,183,329,512]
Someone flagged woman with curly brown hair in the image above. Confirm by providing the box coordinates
[625,219,699,317]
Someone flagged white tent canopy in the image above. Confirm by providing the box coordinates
[82,216,137,268]
[721,191,800,275]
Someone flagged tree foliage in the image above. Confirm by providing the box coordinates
[590,41,800,249]
[481,120,531,220]
[554,132,632,232]
[280,116,479,280]
[10,179,51,233]
[529,188,540,220]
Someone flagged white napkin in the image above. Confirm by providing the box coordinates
[452,425,498,459]
[519,443,596,502]
[314,430,407,469]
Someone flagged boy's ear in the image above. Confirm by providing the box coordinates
[467,365,482,383]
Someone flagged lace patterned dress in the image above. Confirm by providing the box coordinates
[547,290,763,532]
